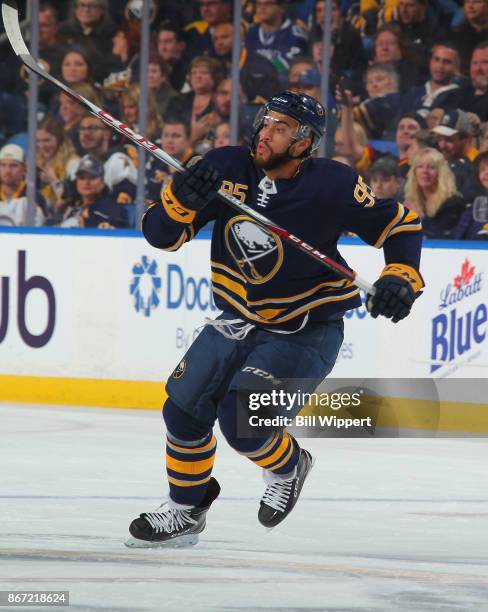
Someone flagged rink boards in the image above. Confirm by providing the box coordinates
[0,228,487,428]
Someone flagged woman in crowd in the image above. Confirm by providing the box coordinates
[404,147,466,239]
[147,55,178,120]
[36,116,80,220]
[119,83,161,141]
[60,47,94,86]
[102,21,141,91]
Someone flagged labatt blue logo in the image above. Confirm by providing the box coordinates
[431,258,486,373]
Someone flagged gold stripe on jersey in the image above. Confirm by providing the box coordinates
[212,285,360,325]
[374,204,422,248]
[211,260,247,282]
[211,267,355,307]
[374,203,405,247]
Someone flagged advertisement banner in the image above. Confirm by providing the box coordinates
[0,231,486,408]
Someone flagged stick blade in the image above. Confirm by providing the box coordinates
[2,0,29,56]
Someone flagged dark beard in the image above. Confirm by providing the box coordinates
[254,150,293,170]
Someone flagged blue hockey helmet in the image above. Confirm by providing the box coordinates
[252,90,326,157]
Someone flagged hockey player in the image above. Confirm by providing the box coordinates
[126,91,424,548]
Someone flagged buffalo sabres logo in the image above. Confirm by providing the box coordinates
[172,359,186,379]
[224,215,283,284]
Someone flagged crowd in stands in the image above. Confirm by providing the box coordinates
[0,0,487,239]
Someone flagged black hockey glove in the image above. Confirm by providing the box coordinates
[172,156,222,211]
[367,264,424,323]
[161,156,222,224]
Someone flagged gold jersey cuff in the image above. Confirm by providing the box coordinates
[161,180,196,224]
[380,263,424,293]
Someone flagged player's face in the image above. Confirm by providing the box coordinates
[255,111,302,169]
[478,160,488,190]
[470,48,488,92]
[37,129,59,159]
[415,158,438,191]
[0,160,25,187]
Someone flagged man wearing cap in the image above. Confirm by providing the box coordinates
[0,144,45,227]
[431,109,477,202]
[368,155,403,200]
[60,154,127,229]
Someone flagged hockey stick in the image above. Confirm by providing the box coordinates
[1,0,375,295]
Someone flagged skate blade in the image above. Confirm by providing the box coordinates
[124,534,199,549]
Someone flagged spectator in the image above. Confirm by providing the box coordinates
[0,144,45,227]
[119,83,162,141]
[147,56,179,120]
[443,42,488,121]
[395,0,444,69]
[185,0,233,59]
[60,47,93,85]
[210,22,280,101]
[245,0,308,78]
[334,119,375,172]
[145,119,193,201]
[289,67,321,99]
[480,122,488,152]
[102,21,141,92]
[60,154,126,229]
[313,0,366,82]
[432,109,478,161]
[72,114,137,204]
[368,155,403,199]
[451,150,488,239]
[36,116,80,219]
[60,0,116,60]
[404,147,466,238]
[431,108,478,200]
[38,2,67,80]
[165,56,223,145]
[371,23,422,91]
[396,112,427,174]
[54,83,103,154]
[401,44,462,116]
[214,121,230,147]
[156,21,188,92]
[450,0,488,73]
[346,63,401,138]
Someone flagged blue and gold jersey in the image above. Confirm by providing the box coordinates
[143,146,422,331]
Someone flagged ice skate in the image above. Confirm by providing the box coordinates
[125,477,220,548]
[258,449,315,529]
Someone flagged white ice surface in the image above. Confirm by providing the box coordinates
[1,404,488,612]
